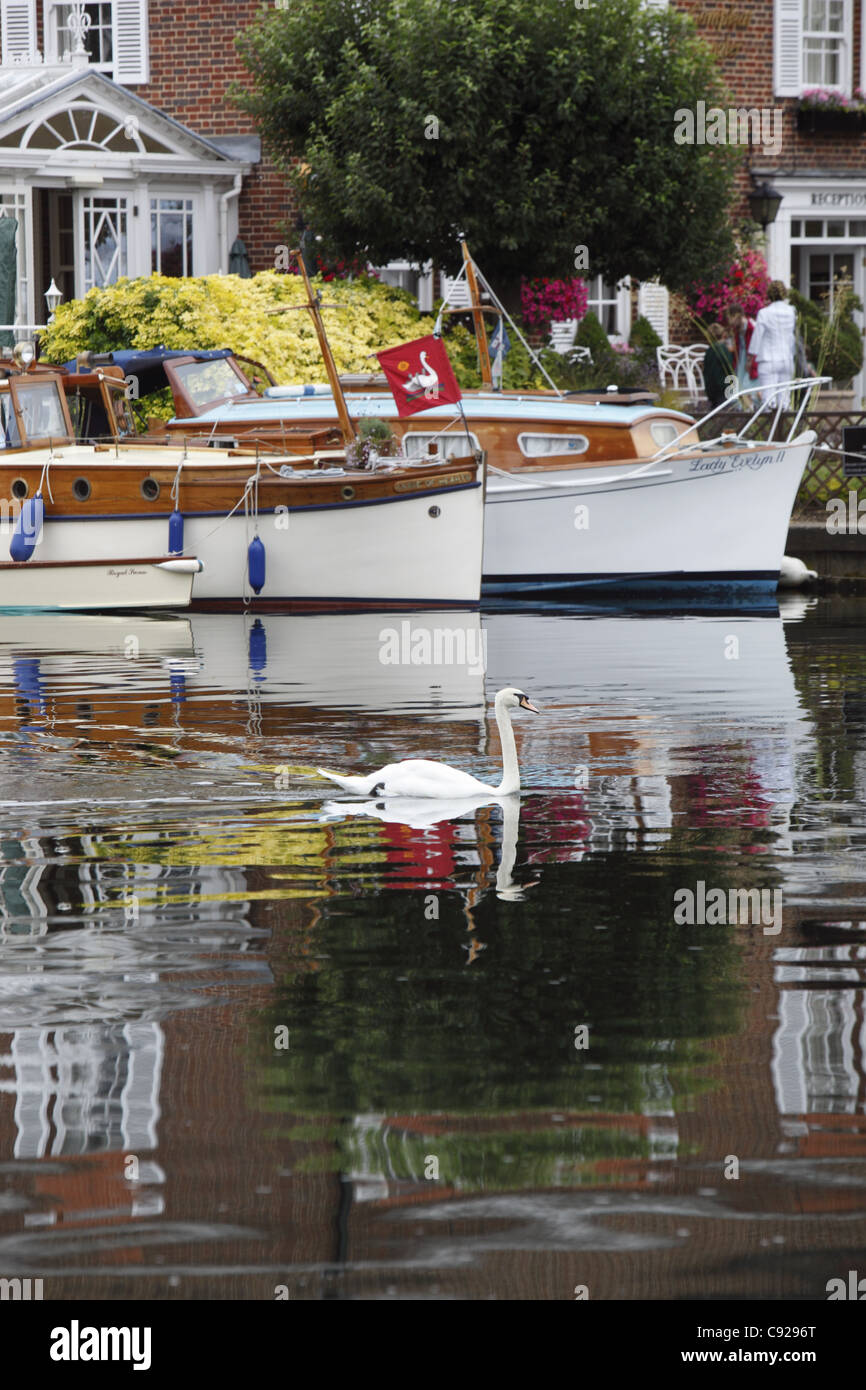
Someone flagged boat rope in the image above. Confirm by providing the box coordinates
[813,440,866,467]
[170,456,183,504]
[242,459,262,605]
[472,261,564,397]
[433,262,469,337]
[36,457,54,503]
[196,472,259,544]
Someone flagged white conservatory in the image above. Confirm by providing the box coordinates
[0,53,250,334]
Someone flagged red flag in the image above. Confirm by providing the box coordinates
[376,335,462,417]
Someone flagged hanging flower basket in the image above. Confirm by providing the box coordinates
[797,90,866,134]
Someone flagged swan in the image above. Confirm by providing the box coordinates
[317,686,539,798]
[404,351,439,394]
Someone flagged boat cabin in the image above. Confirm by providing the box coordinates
[0,369,74,449]
[0,356,136,447]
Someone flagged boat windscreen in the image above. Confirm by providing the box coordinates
[11,377,73,445]
[170,357,253,409]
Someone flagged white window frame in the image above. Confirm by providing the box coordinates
[0,189,32,329]
[517,432,589,457]
[802,0,851,92]
[585,274,631,340]
[40,0,149,83]
[78,190,129,294]
[45,1,114,72]
[402,429,480,459]
[150,195,195,277]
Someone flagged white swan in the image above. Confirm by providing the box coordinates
[404,350,439,395]
[317,686,539,798]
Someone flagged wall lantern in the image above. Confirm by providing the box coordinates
[748,180,783,230]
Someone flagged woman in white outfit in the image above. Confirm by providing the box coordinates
[748,280,797,409]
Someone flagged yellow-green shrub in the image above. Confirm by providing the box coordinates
[41,271,437,384]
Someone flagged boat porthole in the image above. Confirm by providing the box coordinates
[428,505,441,518]
[10,477,27,500]
[72,477,92,502]
[141,477,160,501]
[341,485,355,500]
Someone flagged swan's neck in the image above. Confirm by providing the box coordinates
[494,699,520,795]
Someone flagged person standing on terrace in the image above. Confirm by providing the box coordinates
[748,281,797,410]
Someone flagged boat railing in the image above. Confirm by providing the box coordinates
[650,375,834,464]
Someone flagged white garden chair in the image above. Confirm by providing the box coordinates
[547,322,592,366]
[656,344,706,403]
[548,319,578,354]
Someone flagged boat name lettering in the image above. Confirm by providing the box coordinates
[107,568,147,577]
[393,471,473,493]
[689,452,780,474]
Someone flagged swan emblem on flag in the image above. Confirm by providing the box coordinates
[403,351,439,399]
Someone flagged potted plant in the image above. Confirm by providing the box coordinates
[520,276,589,338]
[346,416,399,468]
[789,282,863,409]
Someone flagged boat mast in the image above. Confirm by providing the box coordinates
[291,250,356,446]
[461,240,492,389]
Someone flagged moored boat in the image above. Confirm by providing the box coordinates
[0,555,202,612]
[0,362,484,610]
[83,345,821,597]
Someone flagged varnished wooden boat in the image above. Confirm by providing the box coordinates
[0,363,484,609]
[118,348,820,598]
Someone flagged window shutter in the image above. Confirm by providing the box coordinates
[1,0,36,64]
[774,0,802,96]
[638,280,669,346]
[114,0,149,84]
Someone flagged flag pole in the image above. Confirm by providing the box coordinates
[456,398,475,458]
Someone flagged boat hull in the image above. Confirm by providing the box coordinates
[0,450,484,607]
[0,556,200,611]
[483,438,815,594]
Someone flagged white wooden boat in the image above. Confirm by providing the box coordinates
[0,372,484,609]
[0,556,202,611]
[153,361,821,597]
[483,424,818,597]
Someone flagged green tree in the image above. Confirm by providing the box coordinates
[234,0,736,291]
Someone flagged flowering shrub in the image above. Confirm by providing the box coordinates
[520,277,588,330]
[289,251,379,282]
[686,248,770,322]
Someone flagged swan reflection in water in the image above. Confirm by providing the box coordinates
[321,791,537,958]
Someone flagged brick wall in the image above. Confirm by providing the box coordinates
[678,0,866,185]
[101,1,299,271]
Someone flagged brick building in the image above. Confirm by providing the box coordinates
[0,0,294,330]
[0,2,863,395]
[643,1,866,405]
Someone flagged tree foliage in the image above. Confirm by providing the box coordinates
[234,0,737,289]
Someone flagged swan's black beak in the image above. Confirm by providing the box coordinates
[519,696,540,713]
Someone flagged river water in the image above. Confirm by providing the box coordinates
[0,596,863,1301]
